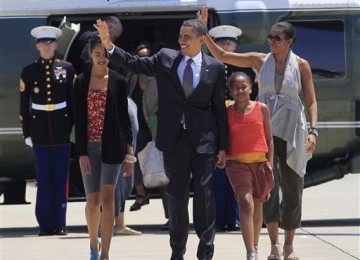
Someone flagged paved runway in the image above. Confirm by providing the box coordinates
[1,174,359,260]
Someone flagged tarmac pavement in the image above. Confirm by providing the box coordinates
[0,173,359,260]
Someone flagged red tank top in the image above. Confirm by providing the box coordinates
[227,101,268,156]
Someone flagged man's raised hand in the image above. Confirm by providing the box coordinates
[93,19,113,50]
[197,6,208,26]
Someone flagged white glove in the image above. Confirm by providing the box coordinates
[25,137,33,147]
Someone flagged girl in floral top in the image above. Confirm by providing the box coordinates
[74,34,134,260]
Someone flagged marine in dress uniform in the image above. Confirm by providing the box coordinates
[19,26,75,236]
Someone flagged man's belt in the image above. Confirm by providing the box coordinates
[32,101,67,111]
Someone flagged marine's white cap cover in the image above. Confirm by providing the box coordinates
[209,25,242,40]
[31,26,62,40]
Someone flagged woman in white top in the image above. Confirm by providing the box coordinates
[198,7,318,260]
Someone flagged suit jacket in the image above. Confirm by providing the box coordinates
[20,57,75,145]
[110,47,228,154]
[73,69,132,164]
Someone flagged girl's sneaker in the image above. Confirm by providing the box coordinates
[90,239,101,260]
[246,250,257,260]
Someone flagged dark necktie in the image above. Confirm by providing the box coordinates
[183,59,193,98]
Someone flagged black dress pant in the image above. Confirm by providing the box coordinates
[164,129,217,260]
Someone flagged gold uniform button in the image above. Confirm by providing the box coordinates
[45,65,49,69]
[46,71,50,75]
[33,115,36,119]
[47,98,52,102]
[46,78,50,82]
[60,80,63,83]
[65,113,68,117]
[47,84,51,88]
[47,91,51,95]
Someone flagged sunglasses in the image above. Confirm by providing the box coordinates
[267,34,284,43]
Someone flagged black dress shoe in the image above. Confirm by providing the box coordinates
[54,228,67,235]
[160,220,169,231]
[38,230,54,236]
[226,224,240,232]
[215,224,226,232]
[170,254,184,260]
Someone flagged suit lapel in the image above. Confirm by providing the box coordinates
[190,52,210,97]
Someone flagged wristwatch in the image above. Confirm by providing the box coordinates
[308,127,319,137]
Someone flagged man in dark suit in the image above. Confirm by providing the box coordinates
[95,18,228,260]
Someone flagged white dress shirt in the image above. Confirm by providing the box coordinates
[177,52,202,90]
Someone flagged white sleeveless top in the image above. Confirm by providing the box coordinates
[258,50,310,177]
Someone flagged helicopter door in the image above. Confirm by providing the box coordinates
[56,16,80,60]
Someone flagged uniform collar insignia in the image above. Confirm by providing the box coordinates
[39,57,54,65]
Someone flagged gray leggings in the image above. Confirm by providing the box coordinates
[263,136,304,229]
[82,142,122,194]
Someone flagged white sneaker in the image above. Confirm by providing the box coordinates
[113,226,142,236]
[246,251,257,260]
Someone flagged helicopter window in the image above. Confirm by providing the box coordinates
[289,20,345,79]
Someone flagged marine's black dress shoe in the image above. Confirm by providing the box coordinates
[54,228,67,235]
[215,224,227,232]
[226,224,240,232]
[38,230,54,236]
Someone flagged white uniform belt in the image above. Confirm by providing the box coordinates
[32,101,67,111]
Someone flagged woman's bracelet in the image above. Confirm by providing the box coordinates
[308,127,319,138]
[124,154,137,164]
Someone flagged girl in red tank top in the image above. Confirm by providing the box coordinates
[225,72,274,260]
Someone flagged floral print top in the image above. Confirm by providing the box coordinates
[87,89,107,142]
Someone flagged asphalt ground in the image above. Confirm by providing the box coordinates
[1,173,359,260]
